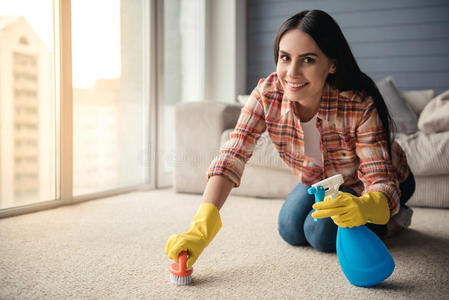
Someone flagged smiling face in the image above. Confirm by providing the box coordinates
[276,29,336,104]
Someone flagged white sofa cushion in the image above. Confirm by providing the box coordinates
[395,131,449,176]
[418,90,449,134]
[407,174,449,208]
[237,94,250,105]
[401,89,435,116]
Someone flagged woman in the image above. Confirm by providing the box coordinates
[165,10,415,268]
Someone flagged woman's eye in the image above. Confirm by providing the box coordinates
[280,55,289,61]
[304,57,315,63]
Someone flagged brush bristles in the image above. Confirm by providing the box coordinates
[170,273,192,285]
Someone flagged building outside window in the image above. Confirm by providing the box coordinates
[0,13,56,209]
[0,0,206,213]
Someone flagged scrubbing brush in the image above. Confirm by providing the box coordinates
[169,251,193,285]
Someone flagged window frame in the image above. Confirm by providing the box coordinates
[0,0,158,218]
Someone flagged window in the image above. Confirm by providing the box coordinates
[158,0,205,185]
[0,0,152,215]
[0,0,57,209]
[72,0,150,196]
[0,0,208,216]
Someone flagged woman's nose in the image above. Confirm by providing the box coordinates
[287,61,302,77]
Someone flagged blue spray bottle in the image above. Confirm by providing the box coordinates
[308,174,395,287]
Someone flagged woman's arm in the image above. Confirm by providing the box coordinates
[203,175,235,210]
[166,79,269,267]
[355,97,400,216]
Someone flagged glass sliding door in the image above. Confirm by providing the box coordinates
[0,0,58,209]
[72,0,150,196]
[158,0,205,186]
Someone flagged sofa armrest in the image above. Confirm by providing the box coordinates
[174,101,242,194]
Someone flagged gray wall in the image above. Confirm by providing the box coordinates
[246,0,449,95]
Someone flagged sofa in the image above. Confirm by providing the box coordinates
[174,78,449,209]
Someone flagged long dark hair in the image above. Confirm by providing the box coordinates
[274,10,395,157]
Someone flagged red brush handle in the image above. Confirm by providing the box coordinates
[178,251,187,273]
[169,251,193,276]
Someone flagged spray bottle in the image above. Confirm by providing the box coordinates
[308,174,395,287]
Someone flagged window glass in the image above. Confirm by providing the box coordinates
[72,0,150,195]
[0,0,57,209]
[161,0,204,176]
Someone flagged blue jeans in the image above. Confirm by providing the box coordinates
[277,171,415,253]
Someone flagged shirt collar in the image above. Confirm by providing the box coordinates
[280,92,293,117]
[317,83,332,121]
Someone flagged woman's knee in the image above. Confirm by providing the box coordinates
[278,215,308,246]
[278,182,314,246]
[303,213,338,253]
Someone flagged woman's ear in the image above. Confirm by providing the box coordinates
[329,61,337,74]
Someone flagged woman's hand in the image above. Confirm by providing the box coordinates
[165,203,222,268]
[311,191,390,228]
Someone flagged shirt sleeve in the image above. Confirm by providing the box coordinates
[355,97,401,216]
[391,141,410,183]
[207,87,267,187]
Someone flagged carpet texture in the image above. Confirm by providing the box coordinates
[1,189,448,299]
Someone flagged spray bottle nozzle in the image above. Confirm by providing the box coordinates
[308,174,344,221]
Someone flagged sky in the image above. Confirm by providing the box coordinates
[0,0,121,88]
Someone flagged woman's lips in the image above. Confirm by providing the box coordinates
[286,81,308,91]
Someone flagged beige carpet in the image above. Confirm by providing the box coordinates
[1,189,448,299]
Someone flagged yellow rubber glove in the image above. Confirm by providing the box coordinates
[311,191,390,228]
[165,202,222,268]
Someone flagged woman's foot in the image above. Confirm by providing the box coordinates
[385,219,404,239]
[385,206,413,239]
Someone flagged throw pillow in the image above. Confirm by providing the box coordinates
[400,90,435,116]
[376,76,418,134]
[418,90,449,134]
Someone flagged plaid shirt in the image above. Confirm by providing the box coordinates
[208,72,409,215]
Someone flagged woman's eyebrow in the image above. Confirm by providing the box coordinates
[279,50,318,57]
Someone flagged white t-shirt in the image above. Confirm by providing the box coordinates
[301,114,323,167]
